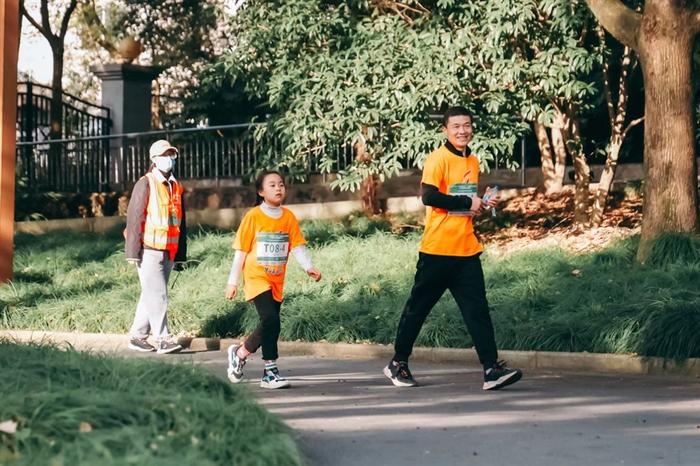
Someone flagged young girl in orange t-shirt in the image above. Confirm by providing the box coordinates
[224,170,321,389]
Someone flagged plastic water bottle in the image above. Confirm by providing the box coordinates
[483,185,499,218]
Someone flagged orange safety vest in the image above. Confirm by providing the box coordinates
[142,171,183,260]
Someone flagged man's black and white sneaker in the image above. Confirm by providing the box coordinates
[156,340,183,354]
[383,360,418,387]
[260,367,291,389]
[128,337,155,352]
[227,344,246,383]
[483,361,522,390]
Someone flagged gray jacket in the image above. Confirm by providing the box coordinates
[125,172,187,262]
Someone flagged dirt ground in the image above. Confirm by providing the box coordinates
[475,186,642,255]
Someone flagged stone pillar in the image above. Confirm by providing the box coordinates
[91,63,162,189]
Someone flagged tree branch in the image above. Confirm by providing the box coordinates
[616,45,635,108]
[621,116,644,141]
[39,0,54,39]
[372,0,430,25]
[59,0,79,40]
[585,0,641,50]
[81,0,117,55]
[395,1,429,15]
[20,2,49,38]
[597,25,615,128]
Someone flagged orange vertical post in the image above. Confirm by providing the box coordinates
[0,0,20,282]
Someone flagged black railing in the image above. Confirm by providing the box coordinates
[16,82,112,191]
[15,124,358,192]
[15,122,526,193]
[16,81,111,143]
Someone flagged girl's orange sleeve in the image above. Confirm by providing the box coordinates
[287,212,306,250]
[233,211,255,252]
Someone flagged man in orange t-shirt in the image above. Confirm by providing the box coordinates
[384,106,522,391]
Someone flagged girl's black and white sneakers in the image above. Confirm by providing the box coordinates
[227,344,246,383]
[260,366,291,389]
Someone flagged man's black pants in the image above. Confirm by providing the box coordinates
[393,252,498,368]
[243,290,282,360]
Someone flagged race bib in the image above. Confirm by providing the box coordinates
[447,182,477,216]
[256,232,290,267]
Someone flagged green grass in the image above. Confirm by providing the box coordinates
[0,341,302,465]
[2,219,700,359]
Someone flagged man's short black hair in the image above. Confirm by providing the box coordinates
[442,106,473,127]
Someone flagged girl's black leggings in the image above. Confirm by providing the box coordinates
[243,290,282,360]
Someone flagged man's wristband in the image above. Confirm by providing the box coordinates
[464,196,473,210]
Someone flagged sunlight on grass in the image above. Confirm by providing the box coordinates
[2,221,700,359]
[0,341,302,465]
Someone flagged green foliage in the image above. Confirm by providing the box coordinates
[199,0,615,191]
[77,0,222,66]
[0,341,301,465]
[301,212,393,246]
[488,0,601,122]
[646,233,700,267]
[215,0,547,189]
[3,227,700,360]
[73,0,229,122]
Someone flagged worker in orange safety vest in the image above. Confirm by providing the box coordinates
[125,139,187,354]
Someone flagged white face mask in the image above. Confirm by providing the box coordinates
[153,157,175,173]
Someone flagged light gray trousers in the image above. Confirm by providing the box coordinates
[129,249,173,341]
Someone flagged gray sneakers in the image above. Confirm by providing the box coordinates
[129,338,182,354]
[156,340,183,354]
[128,337,156,352]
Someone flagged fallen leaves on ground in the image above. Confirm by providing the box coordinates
[479,187,642,255]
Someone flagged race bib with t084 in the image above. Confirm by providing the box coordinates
[447,182,477,216]
[256,232,290,266]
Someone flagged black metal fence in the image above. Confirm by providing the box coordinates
[15,120,524,193]
[15,124,357,192]
[16,81,111,142]
[16,82,112,191]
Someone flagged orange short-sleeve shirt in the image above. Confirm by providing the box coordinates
[419,145,483,257]
[233,206,306,301]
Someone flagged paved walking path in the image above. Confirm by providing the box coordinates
[147,350,700,466]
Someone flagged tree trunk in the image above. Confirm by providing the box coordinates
[534,120,557,194]
[49,46,64,189]
[585,0,700,262]
[591,45,637,226]
[567,112,591,225]
[550,111,568,194]
[354,132,382,216]
[591,141,622,226]
[152,80,162,129]
[360,174,381,216]
[636,5,698,262]
[50,47,64,136]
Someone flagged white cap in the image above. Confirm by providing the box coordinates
[149,139,179,159]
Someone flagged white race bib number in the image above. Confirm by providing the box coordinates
[256,232,290,266]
